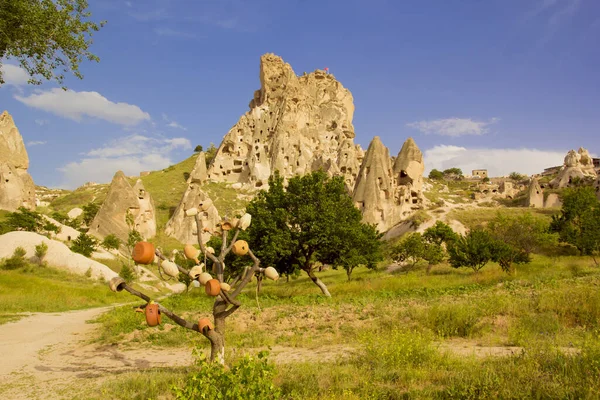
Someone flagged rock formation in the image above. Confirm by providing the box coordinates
[206,53,363,191]
[352,137,424,231]
[0,111,35,211]
[165,152,220,244]
[88,171,156,242]
[550,148,598,188]
[544,193,562,208]
[525,178,544,208]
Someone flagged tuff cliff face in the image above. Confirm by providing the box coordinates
[165,152,220,244]
[526,177,544,208]
[352,137,424,231]
[0,111,35,211]
[550,147,598,188]
[88,171,156,242]
[207,53,363,191]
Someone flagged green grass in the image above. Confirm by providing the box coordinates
[49,184,109,212]
[0,264,123,324]
[202,181,251,218]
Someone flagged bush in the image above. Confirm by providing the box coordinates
[1,247,28,270]
[428,169,444,180]
[171,351,280,400]
[71,233,97,257]
[102,234,121,251]
[119,263,135,283]
[34,242,48,264]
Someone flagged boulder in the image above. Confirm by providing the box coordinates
[67,207,84,219]
[206,54,363,190]
[544,193,562,208]
[0,111,35,211]
[0,231,117,281]
[88,172,156,242]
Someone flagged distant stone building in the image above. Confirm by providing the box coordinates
[472,169,488,179]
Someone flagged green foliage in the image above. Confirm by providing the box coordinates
[171,351,280,400]
[423,221,458,246]
[391,233,443,273]
[509,171,527,182]
[487,212,557,273]
[82,202,100,225]
[119,263,135,283]
[482,176,490,183]
[71,233,97,257]
[246,171,382,292]
[101,234,121,251]
[448,229,494,272]
[1,247,28,270]
[550,186,600,259]
[194,145,203,152]
[34,241,48,263]
[443,167,463,179]
[127,229,143,250]
[428,169,444,180]
[1,207,60,236]
[0,0,105,87]
[204,142,218,168]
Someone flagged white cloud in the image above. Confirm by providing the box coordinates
[154,28,197,39]
[34,119,49,126]
[58,134,192,188]
[407,117,499,137]
[167,121,187,130]
[26,141,47,146]
[15,88,151,126]
[424,145,569,177]
[2,64,30,86]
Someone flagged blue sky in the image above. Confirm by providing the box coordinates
[1,0,598,189]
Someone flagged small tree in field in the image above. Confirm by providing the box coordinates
[448,229,494,273]
[108,211,277,365]
[428,169,444,180]
[71,233,97,257]
[101,234,121,251]
[245,171,383,296]
[391,232,444,274]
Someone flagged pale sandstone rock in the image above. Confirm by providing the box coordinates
[544,193,562,208]
[207,54,363,191]
[526,178,544,208]
[0,231,117,281]
[550,148,598,188]
[0,111,35,211]
[352,136,424,231]
[67,207,84,219]
[88,172,156,242]
[165,153,220,244]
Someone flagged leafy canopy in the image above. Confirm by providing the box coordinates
[0,0,105,87]
[246,171,383,283]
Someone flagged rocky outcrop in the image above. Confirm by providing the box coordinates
[526,178,544,208]
[0,111,35,211]
[165,152,220,244]
[206,54,363,191]
[544,193,562,208]
[88,171,156,242]
[550,148,598,188]
[352,137,424,231]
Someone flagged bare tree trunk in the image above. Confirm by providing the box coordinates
[256,275,263,295]
[306,268,331,297]
[210,300,228,365]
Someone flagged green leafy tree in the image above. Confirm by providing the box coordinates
[332,222,383,280]
[34,241,48,264]
[82,202,100,225]
[0,0,105,87]
[391,232,444,275]
[101,234,121,251]
[423,221,458,247]
[509,172,527,182]
[119,262,135,283]
[428,169,444,180]
[194,145,203,152]
[246,171,382,296]
[443,168,463,180]
[482,177,490,183]
[205,142,218,168]
[1,247,28,270]
[448,229,494,273]
[2,207,60,236]
[551,186,600,259]
[71,233,97,257]
[486,212,556,273]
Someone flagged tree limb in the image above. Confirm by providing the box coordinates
[230,249,261,299]
[155,249,190,276]
[195,214,220,264]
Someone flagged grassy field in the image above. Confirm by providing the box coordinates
[0,264,123,324]
[447,206,558,230]
[90,253,600,399]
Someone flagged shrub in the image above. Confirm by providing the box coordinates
[101,234,121,251]
[171,351,280,400]
[34,242,48,264]
[71,233,97,257]
[119,263,135,283]
[428,169,444,180]
[1,246,28,270]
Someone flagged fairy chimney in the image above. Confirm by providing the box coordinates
[0,111,36,211]
[88,172,156,242]
[525,177,544,208]
[165,152,220,244]
[206,53,363,190]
